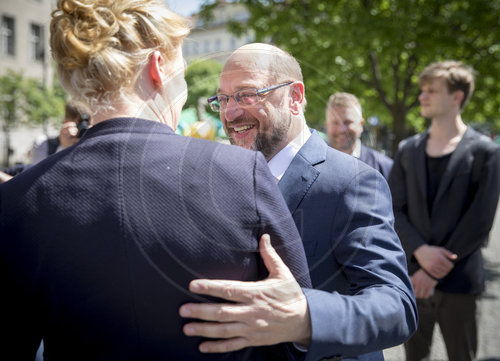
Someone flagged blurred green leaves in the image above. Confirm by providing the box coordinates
[202,0,500,150]
[184,59,223,111]
[0,69,66,128]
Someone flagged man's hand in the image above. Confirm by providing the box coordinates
[414,245,457,279]
[58,122,79,148]
[179,234,311,353]
[411,269,438,299]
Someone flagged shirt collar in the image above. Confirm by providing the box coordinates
[351,139,362,158]
[268,127,311,180]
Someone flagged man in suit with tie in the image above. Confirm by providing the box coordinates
[388,60,500,361]
[179,43,417,361]
[325,92,393,179]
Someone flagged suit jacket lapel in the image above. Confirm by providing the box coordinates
[432,127,474,210]
[415,131,429,212]
[413,131,432,229]
[278,131,324,214]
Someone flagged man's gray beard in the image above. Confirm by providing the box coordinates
[228,114,290,160]
[253,126,288,160]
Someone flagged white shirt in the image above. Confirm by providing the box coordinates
[351,139,362,158]
[268,128,311,181]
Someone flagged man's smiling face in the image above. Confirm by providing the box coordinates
[217,54,293,161]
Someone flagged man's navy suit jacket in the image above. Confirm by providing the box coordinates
[389,126,500,295]
[0,118,311,361]
[359,144,393,180]
[278,132,417,361]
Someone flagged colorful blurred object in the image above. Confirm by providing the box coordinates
[176,108,225,141]
[176,107,329,144]
[184,119,216,140]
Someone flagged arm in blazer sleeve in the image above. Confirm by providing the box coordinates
[254,152,312,288]
[388,142,428,259]
[304,166,417,360]
[442,143,500,261]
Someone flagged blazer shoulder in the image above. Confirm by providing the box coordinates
[362,145,393,162]
[324,145,382,181]
[397,132,426,153]
[468,128,500,151]
[461,129,500,168]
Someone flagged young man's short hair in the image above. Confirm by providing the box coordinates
[419,60,475,110]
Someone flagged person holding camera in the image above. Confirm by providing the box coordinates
[30,100,91,164]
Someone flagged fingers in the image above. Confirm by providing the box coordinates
[59,122,79,147]
[188,279,259,303]
[186,234,295,303]
[179,302,254,323]
[197,337,249,353]
[411,270,437,299]
[414,285,433,299]
[443,249,458,261]
[259,234,293,280]
[428,259,454,278]
[61,122,78,136]
[424,248,456,278]
[183,321,246,339]
[412,278,433,298]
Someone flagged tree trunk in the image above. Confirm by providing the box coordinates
[391,105,408,156]
[2,124,11,168]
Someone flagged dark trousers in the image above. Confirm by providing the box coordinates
[405,290,479,361]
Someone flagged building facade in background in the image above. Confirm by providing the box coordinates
[0,0,54,84]
[183,1,255,64]
[0,0,57,166]
[0,0,255,165]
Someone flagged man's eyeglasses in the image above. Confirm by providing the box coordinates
[207,82,293,113]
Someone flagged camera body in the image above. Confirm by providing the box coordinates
[77,114,90,138]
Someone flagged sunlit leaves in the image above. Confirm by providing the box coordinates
[223,0,500,147]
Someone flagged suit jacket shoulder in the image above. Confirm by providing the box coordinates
[280,131,417,361]
[467,127,500,154]
[359,144,393,179]
[397,131,428,153]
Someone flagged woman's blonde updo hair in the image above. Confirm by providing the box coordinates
[50,0,189,112]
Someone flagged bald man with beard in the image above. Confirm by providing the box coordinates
[179,43,417,361]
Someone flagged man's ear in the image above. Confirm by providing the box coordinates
[453,90,465,107]
[289,82,305,115]
[149,50,165,89]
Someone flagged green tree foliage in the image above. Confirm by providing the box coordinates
[0,70,66,165]
[185,59,223,111]
[0,70,66,126]
[22,78,66,127]
[203,0,500,151]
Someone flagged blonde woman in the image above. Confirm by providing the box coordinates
[0,1,310,360]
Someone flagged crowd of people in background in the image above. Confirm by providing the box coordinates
[1,1,499,361]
